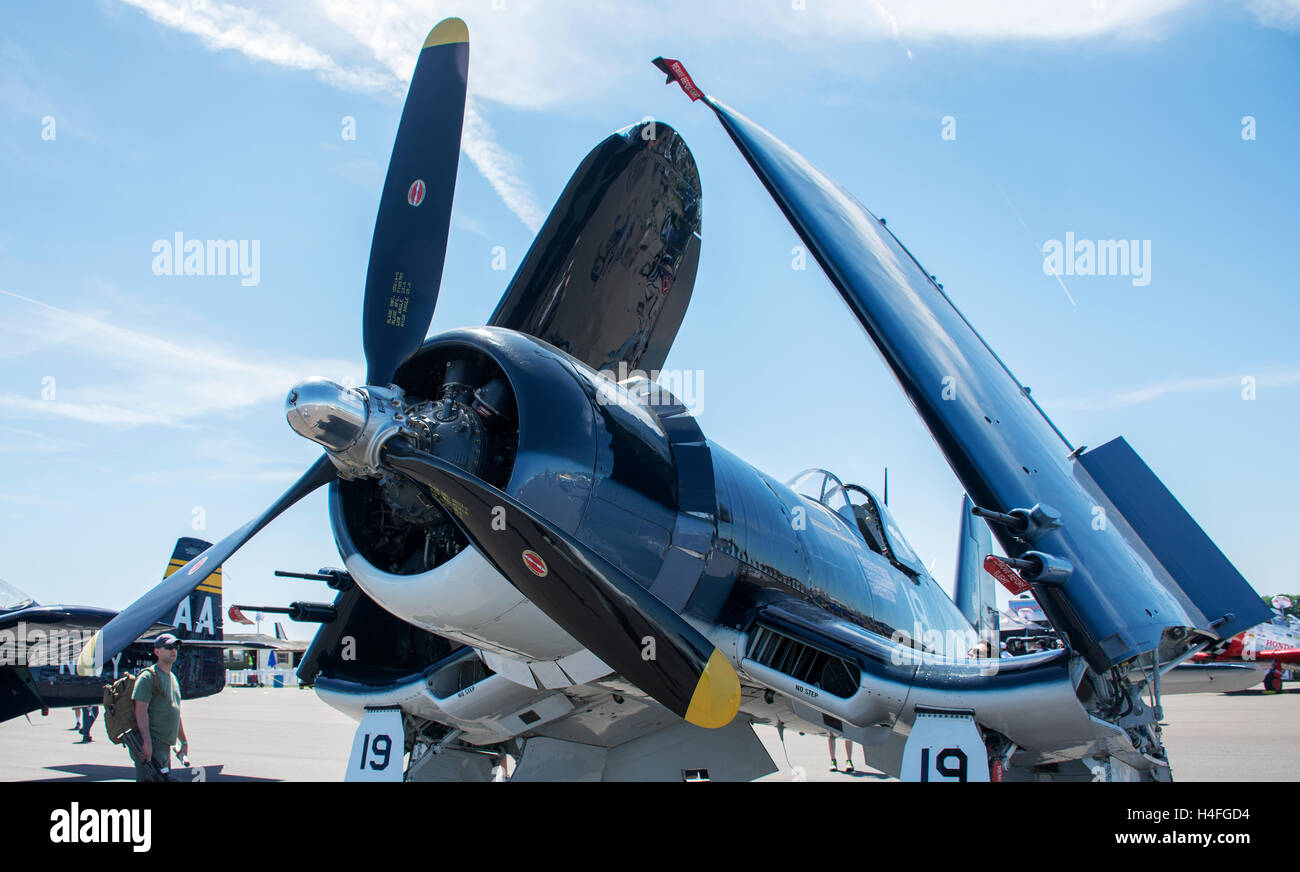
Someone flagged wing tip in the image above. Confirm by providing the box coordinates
[425,17,469,48]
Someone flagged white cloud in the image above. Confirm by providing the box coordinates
[117,0,546,229]
[311,0,635,110]
[1049,370,1300,412]
[463,99,544,232]
[779,0,1191,42]
[0,288,359,429]
[1246,0,1300,30]
[120,0,399,94]
[0,424,85,454]
[110,0,1281,231]
[452,212,490,239]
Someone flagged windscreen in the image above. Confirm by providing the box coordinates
[0,578,34,611]
[874,500,927,577]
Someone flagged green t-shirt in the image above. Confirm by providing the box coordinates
[131,666,182,747]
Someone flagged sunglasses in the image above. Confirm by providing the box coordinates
[159,643,180,651]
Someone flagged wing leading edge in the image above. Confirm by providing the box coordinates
[668,77,1266,673]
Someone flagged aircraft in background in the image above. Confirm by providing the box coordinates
[995,589,1267,694]
[78,21,1268,781]
[1190,596,1300,691]
[0,537,237,723]
[999,594,1057,656]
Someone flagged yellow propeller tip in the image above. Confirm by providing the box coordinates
[684,649,742,729]
[74,632,101,677]
[424,17,468,49]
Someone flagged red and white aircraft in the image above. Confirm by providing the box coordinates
[1193,596,1300,690]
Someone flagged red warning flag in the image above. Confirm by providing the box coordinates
[228,605,255,625]
[652,57,703,102]
[984,555,1031,595]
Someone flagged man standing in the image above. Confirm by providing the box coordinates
[78,705,98,743]
[131,633,190,781]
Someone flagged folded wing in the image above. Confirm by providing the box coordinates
[490,121,701,375]
[679,84,1266,672]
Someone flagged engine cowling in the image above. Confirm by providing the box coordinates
[326,326,673,661]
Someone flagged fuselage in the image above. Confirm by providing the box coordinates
[297,328,1105,765]
[316,326,979,670]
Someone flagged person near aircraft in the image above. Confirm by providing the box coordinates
[78,706,98,743]
[130,633,189,781]
[827,737,855,773]
[491,750,512,781]
[1264,661,1285,694]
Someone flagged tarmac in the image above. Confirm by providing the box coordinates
[1,685,1296,782]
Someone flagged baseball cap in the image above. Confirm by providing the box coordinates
[154,633,182,648]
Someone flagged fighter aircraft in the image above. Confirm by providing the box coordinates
[2,537,230,723]
[78,19,1268,781]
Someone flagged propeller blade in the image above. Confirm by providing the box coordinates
[76,456,337,675]
[362,18,469,386]
[382,440,741,728]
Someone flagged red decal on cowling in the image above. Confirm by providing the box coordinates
[522,550,548,578]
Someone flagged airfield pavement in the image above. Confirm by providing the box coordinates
[1,684,1297,782]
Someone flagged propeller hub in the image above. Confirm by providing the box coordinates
[285,378,369,452]
[286,379,419,480]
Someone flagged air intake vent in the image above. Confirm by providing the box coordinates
[748,625,861,698]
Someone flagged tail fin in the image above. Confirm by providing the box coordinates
[954,495,999,647]
[159,537,222,641]
[274,622,287,641]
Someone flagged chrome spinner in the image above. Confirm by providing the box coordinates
[285,378,420,480]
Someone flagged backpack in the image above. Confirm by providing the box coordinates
[102,665,161,744]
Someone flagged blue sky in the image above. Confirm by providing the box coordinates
[1,0,1297,639]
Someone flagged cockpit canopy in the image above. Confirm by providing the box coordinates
[786,469,927,578]
[0,578,35,612]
